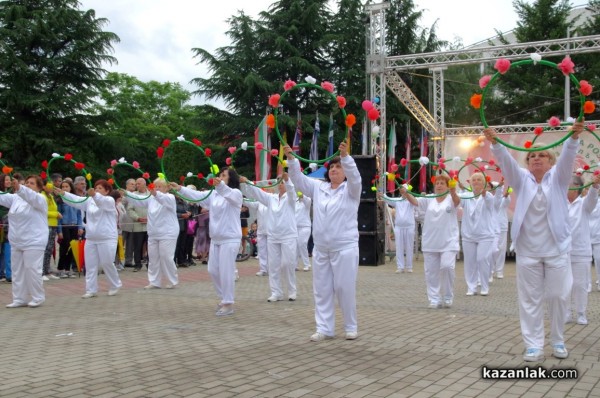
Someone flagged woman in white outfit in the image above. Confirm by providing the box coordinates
[245,199,269,276]
[459,172,496,296]
[241,174,298,301]
[295,191,312,272]
[567,174,599,325]
[492,185,511,279]
[485,121,584,362]
[403,175,460,308]
[170,167,242,316]
[379,193,416,273]
[285,142,361,341]
[126,178,179,289]
[589,196,600,291]
[0,175,48,308]
[57,179,122,298]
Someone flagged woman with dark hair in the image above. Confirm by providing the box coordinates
[285,142,362,341]
[0,175,48,307]
[170,167,243,316]
[57,180,83,278]
[56,179,122,298]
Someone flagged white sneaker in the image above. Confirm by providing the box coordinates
[303,266,310,272]
[466,291,476,296]
[108,288,119,296]
[345,331,358,340]
[489,276,494,283]
[164,284,175,289]
[428,302,441,309]
[6,302,27,308]
[565,313,574,324]
[395,269,405,273]
[577,313,588,325]
[523,348,544,362]
[42,275,50,281]
[552,344,568,359]
[443,299,453,308]
[144,285,160,289]
[81,293,97,299]
[406,269,413,273]
[27,300,44,308]
[288,294,297,301]
[310,332,334,342]
[255,271,267,276]
[267,295,282,302]
[496,272,504,279]
[48,274,60,280]
[480,290,489,296]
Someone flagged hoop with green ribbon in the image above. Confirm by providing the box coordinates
[42,153,92,203]
[228,142,285,188]
[107,159,152,200]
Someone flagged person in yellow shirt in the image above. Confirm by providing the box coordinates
[42,182,61,280]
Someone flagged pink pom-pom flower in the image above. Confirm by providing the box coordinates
[488,159,496,166]
[494,58,511,74]
[534,126,544,136]
[226,157,232,165]
[400,158,408,167]
[465,157,473,165]
[558,56,575,76]
[548,116,561,127]
[268,94,280,108]
[110,159,117,167]
[320,81,335,93]
[271,149,279,157]
[479,75,492,89]
[390,163,399,172]
[587,124,596,132]
[107,168,114,175]
[132,161,140,169]
[142,172,150,179]
[336,96,346,109]
[283,80,296,91]
[579,80,593,96]
[255,142,264,150]
[228,146,236,154]
[594,170,600,176]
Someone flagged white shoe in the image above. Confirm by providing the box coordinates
[42,275,50,281]
[81,293,97,299]
[345,331,358,340]
[303,266,310,272]
[443,299,453,308]
[108,288,119,296]
[235,270,240,281]
[395,269,405,273]
[496,272,504,279]
[577,313,588,325]
[164,284,175,289]
[565,313,574,324]
[144,285,160,289]
[310,332,334,342]
[288,294,297,301]
[255,271,267,276]
[27,300,44,308]
[406,269,413,273]
[48,274,60,280]
[428,302,441,309]
[267,295,282,302]
[552,344,568,359]
[6,302,27,308]
[488,276,494,283]
[480,290,489,296]
[466,291,476,296]
[523,348,544,362]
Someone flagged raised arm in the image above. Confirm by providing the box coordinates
[240,181,271,207]
[485,128,528,189]
[215,181,243,208]
[338,142,362,201]
[153,191,176,211]
[284,144,319,198]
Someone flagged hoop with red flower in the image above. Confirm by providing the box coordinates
[157,137,216,202]
[570,161,600,190]
[269,78,358,164]
[106,158,153,200]
[228,142,286,188]
[473,55,595,152]
[42,153,92,203]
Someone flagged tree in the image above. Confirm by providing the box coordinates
[0,0,119,169]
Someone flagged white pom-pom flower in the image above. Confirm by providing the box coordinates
[419,156,430,166]
[241,142,248,151]
[177,135,185,141]
[372,125,380,134]
[186,172,193,177]
[118,157,126,163]
[309,162,317,171]
[475,157,482,162]
[566,116,576,124]
[305,75,316,84]
[530,53,542,64]
[52,153,60,158]
[453,156,461,163]
[484,165,490,170]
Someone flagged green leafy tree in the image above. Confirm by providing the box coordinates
[0,0,119,169]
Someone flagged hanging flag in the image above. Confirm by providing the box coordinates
[387,123,397,192]
[254,116,271,181]
[310,114,320,161]
[292,111,302,155]
[326,113,335,157]
[419,128,428,193]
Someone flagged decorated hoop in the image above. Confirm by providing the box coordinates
[472,55,595,151]
[227,142,285,188]
[107,158,152,200]
[269,78,357,164]
[157,137,216,203]
[42,153,91,203]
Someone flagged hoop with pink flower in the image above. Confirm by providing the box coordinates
[570,161,600,191]
[228,142,287,188]
[106,158,152,200]
[42,153,92,203]
[472,55,595,152]
[157,137,216,202]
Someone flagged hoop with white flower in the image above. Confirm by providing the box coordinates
[228,142,286,188]
[472,55,595,152]
[106,159,152,200]
[42,153,92,203]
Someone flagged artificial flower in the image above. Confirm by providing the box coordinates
[192,138,202,146]
[488,159,496,166]
[2,166,12,174]
[52,153,60,158]
[345,114,356,128]
[156,147,164,158]
[284,80,296,91]
[587,124,596,132]
[386,173,395,181]
[271,149,279,157]
[228,146,237,154]
[132,161,140,169]
[107,168,114,175]
[400,158,408,167]
[226,157,232,165]
[74,162,85,170]
[336,96,346,108]
[179,176,186,182]
[579,80,593,96]
[255,142,264,150]
[197,173,204,179]
[41,160,48,168]
[177,135,185,141]
[486,176,492,182]
[595,170,600,176]
[530,53,542,64]
[110,159,117,167]
[305,75,316,85]
[584,100,596,114]
[367,108,380,121]
[465,157,473,165]
[118,157,126,163]
[448,179,457,189]
[390,163,399,172]
[479,75,492,89]
[475,157,482,162]
[142,172,150,179]
[452,156,461,163]
[266,114,276,128]
[107,178,114,185]
[548,116,561,127]
[86,173,92,181]
[268,94,280,108]
[64,153,73,161]
[584,164,590,170]
[470,93,482,109]
[419,156,429,166]
[524,140,532,149]
[186,172,193,177]
[148,183,155,190]
[576,168,584,175]
[241,142,248,150]
[558,56,575,76]
[372,125,380,134]
[208,178,215,186]
[321,81,334,93]
[534,126,544,136]
[494,58,511,74]
[157,173,165,179]
[40,171,47,180]
[282,160,288,168]
[438,162,446,170]
[204,148,212,157]
[211,164,219,175]
[430,176,437,184]
[162,139,171,147]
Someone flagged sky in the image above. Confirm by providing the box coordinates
[78,0,588,107]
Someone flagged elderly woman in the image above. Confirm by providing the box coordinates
[126,178,179,289]
[57,179,122,298]
[170,167,243,316]
[403,175,460,308]
[0,175,48,308]
[285,142,361,342]
[484,121,584,362]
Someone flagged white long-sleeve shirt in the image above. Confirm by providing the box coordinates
[569,187,598,261]
[127,191,179,240]
[295,195,312,229]
[417,195,460,253]
[63,191,117,243]
[245,200,267,236]
[242,180,297,243]
[589,199,600,244]
[459,191,496,242]
[493,187,510,232]
[491,137,579,255]
[179,182,242,244]
[0,185,48,250]
[382,197,416,229]
[288,156,361,251]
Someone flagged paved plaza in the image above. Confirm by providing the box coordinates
[1,257,600,398]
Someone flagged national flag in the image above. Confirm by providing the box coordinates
[326,113,335,157]
[387,123,397,192]
[292,111,302,155]
[419,128,428,193]
[309,114,320,161]
[254,116,271,181]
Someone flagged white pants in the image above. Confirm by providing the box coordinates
[313,246,359,335]
[84,241,122,294]
[592,243,600,284]
[297,227,311,268]
[462,240,494,293]
[267,239,297,298]
[493,230,508,274]
[569,259,590,314]
[207,241,238,305]
[516,253,572,349]
[11,248,45,304]
[394,226,415,270]
[147,238,178,287]
[257,234,268,273]
[423,251,456,305]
